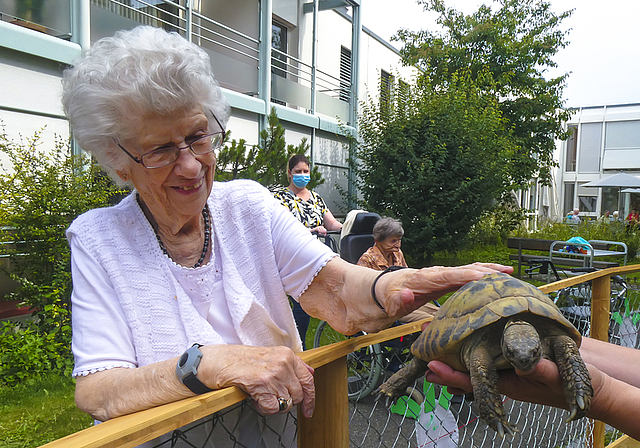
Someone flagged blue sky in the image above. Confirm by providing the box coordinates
[362,0,640,108]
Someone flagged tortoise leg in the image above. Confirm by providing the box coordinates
[377,357,428,405]
[469,345,517,437]
[549,335,593,421]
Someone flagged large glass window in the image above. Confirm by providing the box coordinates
[565,125,577,172]
[578,123,602,173]
[601,187,619,215]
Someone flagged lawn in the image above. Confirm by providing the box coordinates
[0,375,92,448]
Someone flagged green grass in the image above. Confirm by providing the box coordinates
[0,374,93,448]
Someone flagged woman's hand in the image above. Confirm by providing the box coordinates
[200,345,315,418]
[425,359,574,410]
[377,263,514,317]
[425,358,609,419]
[311,226,328,236]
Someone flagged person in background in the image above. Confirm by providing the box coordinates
[566,208,581,224]
[272,154,343,349]
[357,217,439,323]
[425,337,640,439]
[598,210,610,223]
[625,208,639,232]
[62,25,513,446]
[272,154,343,237]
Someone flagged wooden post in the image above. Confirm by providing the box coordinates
[298,356,348,448]
[591,275,610,448]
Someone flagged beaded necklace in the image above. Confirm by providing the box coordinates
[136,194,211,268]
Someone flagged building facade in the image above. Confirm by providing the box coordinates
[555,103,640,221]
[0,0,417,216]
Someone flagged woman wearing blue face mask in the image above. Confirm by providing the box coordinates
[272,154,343,348]
[272,154,343,236]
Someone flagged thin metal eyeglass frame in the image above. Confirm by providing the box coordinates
[116,111,226,169]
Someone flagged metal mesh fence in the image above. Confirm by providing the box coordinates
[145,275,638,448]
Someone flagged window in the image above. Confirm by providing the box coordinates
[339,46,352,102]
[578,123,602,173]
[601,187,618,215]
[563,182,575,216]
[565,125,577,172]
[380,69,394,105]
[272,21,287,79]
[578,196,596,213]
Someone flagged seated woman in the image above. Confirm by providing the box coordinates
[357,217,439,323]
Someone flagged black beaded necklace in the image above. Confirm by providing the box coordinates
[136,194,211,268]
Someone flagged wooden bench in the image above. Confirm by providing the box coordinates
[507,237,621,277]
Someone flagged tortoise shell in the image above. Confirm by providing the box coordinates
[412,272,581,371]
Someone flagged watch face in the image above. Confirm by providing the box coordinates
[179,352,189,367]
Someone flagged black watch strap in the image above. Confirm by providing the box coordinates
[176,343,213,395]
[182,372,213,395]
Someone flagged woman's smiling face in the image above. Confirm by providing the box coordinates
[116,107,218,229]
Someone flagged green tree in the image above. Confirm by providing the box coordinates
[355,71,513,263]
[0,126,124,385]
[216,108,323,189]
[396,0,573,186]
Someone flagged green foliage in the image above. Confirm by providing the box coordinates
[0,321,73,388]
[217,107,323,189]
[0,125,124,386]
[354,71,514,263]
[466,197,526,246]
[396,0,573,187]
[0,373,93,447]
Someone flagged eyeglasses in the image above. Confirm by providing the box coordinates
[117,112,226,169]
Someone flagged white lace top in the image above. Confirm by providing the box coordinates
[67,180,336,377]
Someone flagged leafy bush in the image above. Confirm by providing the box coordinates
[0,320,73,387]
[0,125,123,386]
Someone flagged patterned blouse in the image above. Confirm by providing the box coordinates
[356,244,408,271]
[271,186,329,228]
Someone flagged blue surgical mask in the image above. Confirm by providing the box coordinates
[292,174,310,188]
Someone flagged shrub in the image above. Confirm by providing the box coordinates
[0,320,73,387]
[0,125,123,386]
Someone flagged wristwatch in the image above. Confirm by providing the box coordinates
[176,343,213,394]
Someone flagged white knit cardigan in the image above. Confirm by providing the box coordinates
[67,180,334,369]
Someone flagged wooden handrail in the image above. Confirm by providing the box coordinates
[40,265,640,448]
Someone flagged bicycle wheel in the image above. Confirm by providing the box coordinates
[313,320,383,401]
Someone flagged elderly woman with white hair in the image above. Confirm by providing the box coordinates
[62,25,511,445]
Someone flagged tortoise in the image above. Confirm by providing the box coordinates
[377,272,593,437]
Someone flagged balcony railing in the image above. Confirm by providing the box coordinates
[88,0,349,121]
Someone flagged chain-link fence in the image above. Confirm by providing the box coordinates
[51,272,638,448]
[142,273,640,447]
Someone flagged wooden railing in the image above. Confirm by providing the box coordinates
[41,265,640,448]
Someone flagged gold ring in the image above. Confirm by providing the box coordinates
[277,396,291,412]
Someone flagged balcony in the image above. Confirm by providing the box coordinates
[0,0,71,38]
